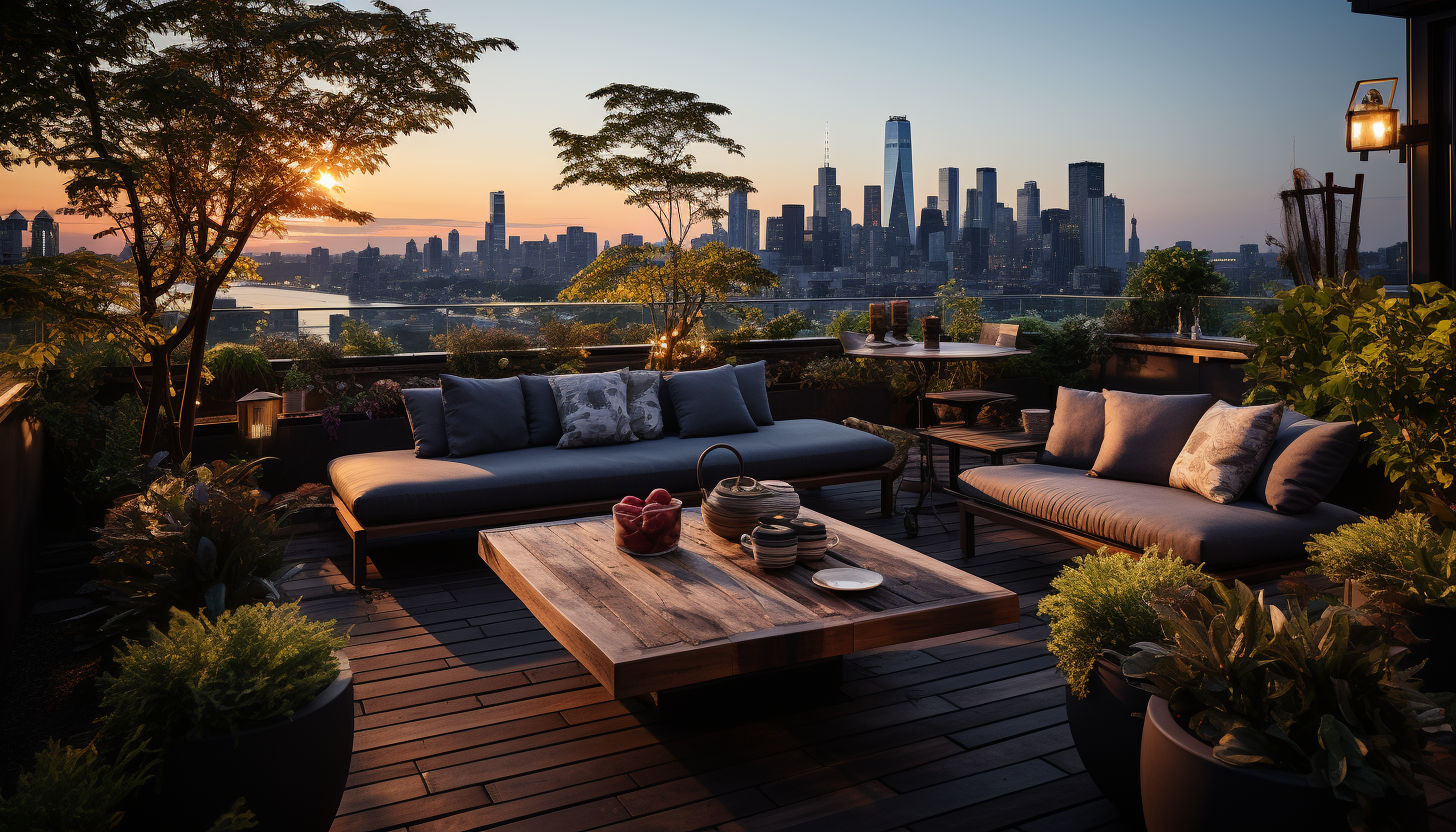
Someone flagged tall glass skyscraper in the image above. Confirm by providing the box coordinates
[975,168,997,232]
[1068,161,1105,266]
[883,116,914,250]
[489,191,506,261]
[863,185,881,227]
[938,168,960,250]
[728,188,749,250]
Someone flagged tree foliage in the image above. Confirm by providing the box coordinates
[1,0,513,455]
[1116,247,1231,333]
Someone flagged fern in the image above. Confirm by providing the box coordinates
[1307,512,1456,607]
[0,729,155,832]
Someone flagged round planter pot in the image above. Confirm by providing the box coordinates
[123,655,353,832]
[1140,696,1428,832]
[1065,657,1149,829]
[1407,603,1456,694]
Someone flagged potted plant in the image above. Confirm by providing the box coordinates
[1306,512,1456,692]
[1123,581,1443,832]
[1037,548,1211,827]
[279,365,310,413]
[101,602,351,832]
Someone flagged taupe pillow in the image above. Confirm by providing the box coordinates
[1168,401,1284,503]
[1042,388,1105,469]
[1089,391,1213,485]
[1252,418,1360,513]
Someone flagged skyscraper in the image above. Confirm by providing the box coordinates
[727,188,748,250]
[1016,181,1040,263]
[357,244,380,278]
[974,169,997,234]
[404,239,419,274]
[0,210,26,264]
[489,191,506,263]
[938,168,960,247]
[747,209,760,252]
[447,228,460,263]
[1068,161,1105,266]
[781,205,805,265]
[424,235,443,273]
[1128,217,1141,264]
[918,206,946,263]
[813,162,841,268]
[1102,196,1126,275]
[308,246,329,285]
[620,233,644,247]
[883,116,915,251]
[30,209,57,257]
[1041,208,1074,287]
[863,185,881,227]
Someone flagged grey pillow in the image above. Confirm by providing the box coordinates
[439,374,530,457]
[1042,388,1104,469]
[550,372,635,448]
[1089,390,1213,485]
[519,375,563,447]
[659,372,679,433]
[665,364,758,439]
[732,361,775,426]
[1252,418,1360,513]
[618,369,664,440]
[401,388,449,459]
[1168,401,1284,503]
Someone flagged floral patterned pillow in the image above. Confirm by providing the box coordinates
[549,372,636,449]
[618,369,664,440]
[1168,401,1284,503]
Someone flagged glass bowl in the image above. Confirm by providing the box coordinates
[613,498,683,557]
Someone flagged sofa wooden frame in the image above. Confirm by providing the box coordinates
[333,467,898,586]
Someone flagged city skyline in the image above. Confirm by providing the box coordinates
[0,0,1408,258]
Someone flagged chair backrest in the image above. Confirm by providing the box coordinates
[978,323,1020,346]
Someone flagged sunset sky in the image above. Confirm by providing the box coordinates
[1,0,1408,258]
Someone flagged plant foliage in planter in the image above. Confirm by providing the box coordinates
[1123,581,1447,823]
[99,602,346,744]
[203,343,274,401]
[1037,548,1212,698]
[83,458,331,639]
[1307,512,1456,608]
[0,730,155,832]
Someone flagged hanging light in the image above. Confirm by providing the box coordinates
[1345,78,1427,161]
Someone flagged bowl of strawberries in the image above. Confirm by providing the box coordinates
[613,489,683,557]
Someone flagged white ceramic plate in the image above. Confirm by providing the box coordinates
[812,567,883,592]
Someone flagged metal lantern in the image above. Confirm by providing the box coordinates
[1346,78,1400,156]
[236,389,283,442]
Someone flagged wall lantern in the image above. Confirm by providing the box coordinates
[1346,78,1428,161]
[236,389,282,444]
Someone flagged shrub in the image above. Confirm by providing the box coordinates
[99,603,346,744]
[936,278,983,342]
[0,731,155,832]
[800,356,917,398]
[279,365,309,392]
[255,333,342,373]
[84,458,331,638]
[1117,247,1230,333]
[203,344,273,399]
[337,319,399,356]
[431,324,535,354]
[1307,512,1456,608]
[1037,548,1211,698]
[355,379,403,420]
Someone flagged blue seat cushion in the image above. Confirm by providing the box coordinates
[331,419,895,525]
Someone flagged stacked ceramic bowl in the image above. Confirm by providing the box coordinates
[741,524,799,569]
[788,518,830,562]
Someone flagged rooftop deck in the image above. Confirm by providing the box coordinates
[277,480,1456,832]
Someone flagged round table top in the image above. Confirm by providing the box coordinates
[841,340,1022,361]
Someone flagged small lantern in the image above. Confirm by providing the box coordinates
[1346,78,1400,157]
[236,389,282,443]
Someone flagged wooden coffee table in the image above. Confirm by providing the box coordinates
[478,507,1018,699]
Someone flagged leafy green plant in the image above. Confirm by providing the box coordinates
[1115,247,1230,333]
[936,278,983,342]
[1244,278,1455,520]
[99,603,346,744]
[800,356,917,398]
[825,309,869,338]
[256,333,342,374]
[1307,513,1456,608]
[1037,548,1212,698]
[354,379,403,420]
[279,365,309,392]
[337,319,400,356]
[83,458,331,638]
[1123,581,1446,824]
[203,344,274,400]
[0,729,155,832]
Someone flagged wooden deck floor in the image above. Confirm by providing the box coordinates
[279,479,1456,832]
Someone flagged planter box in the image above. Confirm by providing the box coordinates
[767,384,896,425]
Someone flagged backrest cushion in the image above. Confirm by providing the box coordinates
[619,369,665,440]
[1041,387,1104,469]
[1167,401,1284,503]
[659,372,679,433]
[439,374,530,457]
[401,388,449,458]
[1089,390,1213,485]
[665,364,758,439]
[733,360,775,426]
[519,375,564,447]
[550,371,636,448]
[1251,417,1361,513]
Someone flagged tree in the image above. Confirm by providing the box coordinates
[549,84,773,368]
[1115,247,1230,333]
[1,0,514,455]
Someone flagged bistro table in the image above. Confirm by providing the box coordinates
[839,332,1025,537]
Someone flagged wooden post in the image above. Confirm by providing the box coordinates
[1344,173,1365,278]
[1322,172,1339,282]
[1293,170,1320,283]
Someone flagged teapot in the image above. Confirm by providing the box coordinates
[696,444,795,539]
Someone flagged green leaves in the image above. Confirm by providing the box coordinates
[1306,513,1456,608]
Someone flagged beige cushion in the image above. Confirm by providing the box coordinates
[1089,391,1213,485]
[1168,401,1284,503]
[1042,388,1104,469]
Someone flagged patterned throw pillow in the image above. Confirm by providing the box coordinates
[618,369,664,440]
[1168,401,1285,503]
[549,372,636,449]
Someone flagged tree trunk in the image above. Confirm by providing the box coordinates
[177,283,219,458]
[140,348,175,458]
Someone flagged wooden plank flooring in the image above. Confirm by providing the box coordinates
[278,468,1456,832]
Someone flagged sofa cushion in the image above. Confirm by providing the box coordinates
[1252,418,1361,514]
[550,371,635,449]
[440,375,530,457]
[1167,401,1284,504]
[666,364,758,438]
[519,375,563,447]
[957,463,1359,570]
[619,370,665,440]
[401,388,449,459]
[330,419,896,525]
[733,361,775,426]
[1089,391,1213,485]
[1042,388,1104,469]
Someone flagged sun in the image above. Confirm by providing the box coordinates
[316,171,340,189]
